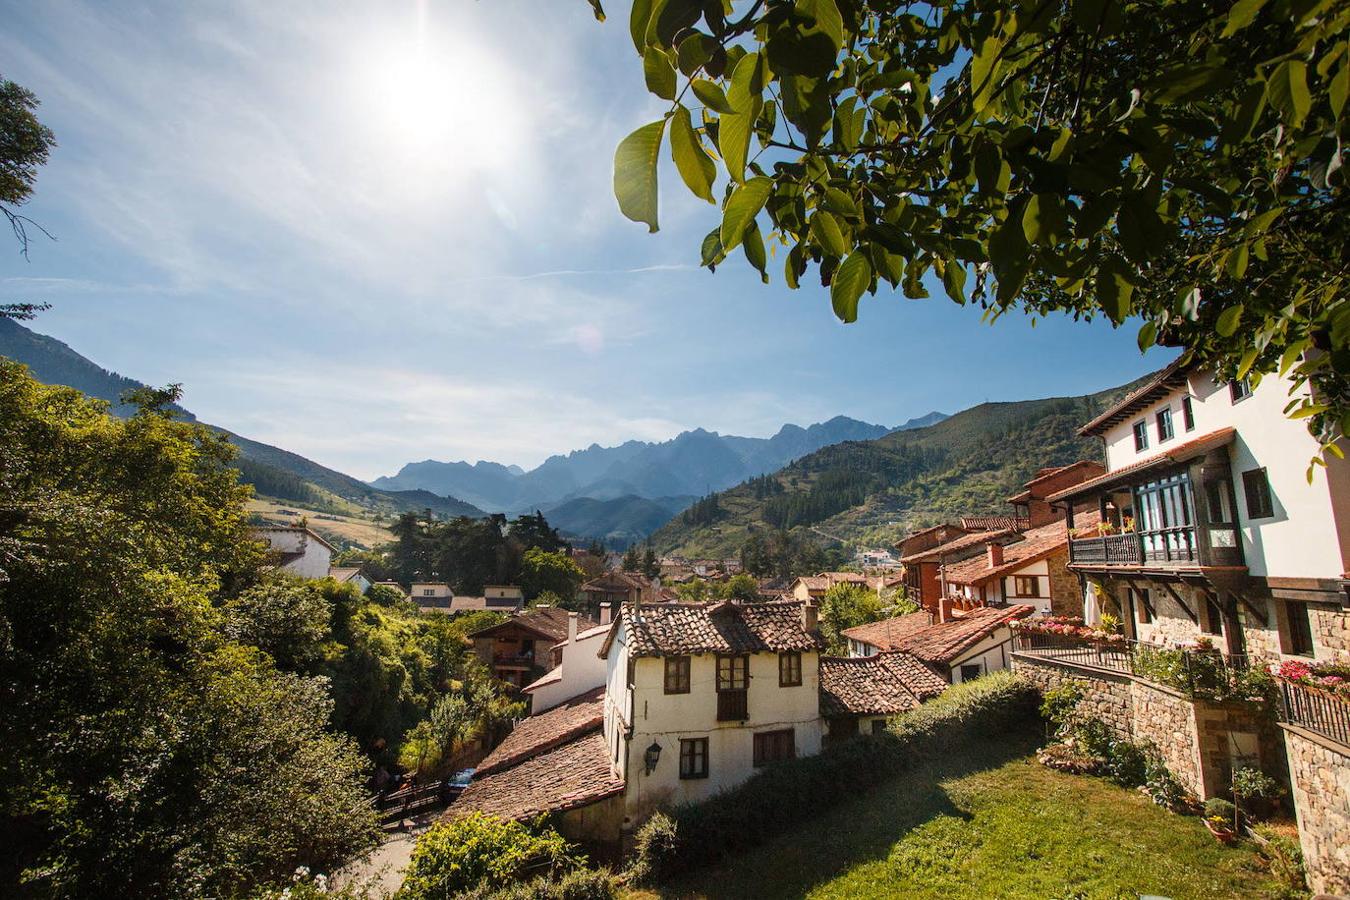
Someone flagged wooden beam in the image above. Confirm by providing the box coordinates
[1124,577,1158,620]
[1234,591,1269,627]
[1160,580,1198,624]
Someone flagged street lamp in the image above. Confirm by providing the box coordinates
[643,741,662,775]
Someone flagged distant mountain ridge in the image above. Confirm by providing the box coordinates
[371,412,947,513]
[0,319,485,520]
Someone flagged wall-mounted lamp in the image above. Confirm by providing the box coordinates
[643,741,662,775]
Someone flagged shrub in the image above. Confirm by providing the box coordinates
[654,672,1040,876]
[1070,718,1114,759]
[1039,681,1084,735]
[1204,797,1238,829]
[1105,739,1149,788]
[397,813,577,899]
[1143,751,1191,812]
[1251,824,1307,897]
[1232,766,1283,820]
[625,811,679,886]
[458,867,618,900]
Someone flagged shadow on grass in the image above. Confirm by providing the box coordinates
[659,726,1044,900]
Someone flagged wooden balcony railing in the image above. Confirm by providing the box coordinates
[1280,680,1350,748]
[1068,533,1143,565]
[717,689,748,722]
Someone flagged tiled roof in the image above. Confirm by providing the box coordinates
[602,600,824,658]
[841,610,934,651]
[470,607,599,644]
[522,666,562,692]
[328,566,363,582]
[900,528,1017,564]
[895,605,1035,664]
[819,652,948,717]
[448,730,623,822]
[1045,427,1236,504]
[959,515,1030,532]
[941,512,1101,586]
[475,687,605,776]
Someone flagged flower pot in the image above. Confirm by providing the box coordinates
[1205,819,1236,844]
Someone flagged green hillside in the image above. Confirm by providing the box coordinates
[651,378,1148,558]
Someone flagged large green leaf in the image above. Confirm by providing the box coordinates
[1022,194,1067,246]
[1267,60,1311,128]
[644,50,677,100]
[811,211,849,258]
[720,176,773,251]
[1096,259,1135,324]
[1216,305,1243,336]
[720,53,764,183]
[670,106,716,203]
[691,78,736,114]
[613,119,667,232]
[743,221,769,283]
[629,0,653,53]
[831,252,871,323]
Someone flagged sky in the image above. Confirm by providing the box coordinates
[0,1,1176,482]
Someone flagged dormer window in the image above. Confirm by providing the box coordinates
[1156,408,1174,443]
[1132,421,1149,452]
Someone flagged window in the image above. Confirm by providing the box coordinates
[664,656,690,694]
[1131,587,1152,624]
[1284,601,1315,656]
[1133,420,1149,452]
[1201,594,1225,636]
[753,729,795,767]
[1182,396,1195,432]
[716,654,749,721]
[1156,407,1174,442]
[1242,468,1274,520]
[778,651,802,687]
[679,738,708,779]
[422,588,435,597]
[960,664,983,682]
[1230,379,1253,403]
[1013,575,1038,598]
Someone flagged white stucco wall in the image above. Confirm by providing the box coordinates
[948,627,1015,682]
[1098,368,1348,580]
[526,628,609,712]
[254,528,333,580]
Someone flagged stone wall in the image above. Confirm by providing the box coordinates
[1310,601,1350,659]
[1282,726,1350,895]
[1046,552,1080,618]
[1015,654,1133,738]
[1129,680,1203,795]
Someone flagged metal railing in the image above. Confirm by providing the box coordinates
[1013,631,1253,700]
[1280,679,1350,748]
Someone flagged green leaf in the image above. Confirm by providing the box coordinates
[629,0,653,53]
[586,0,606,22]
[1137,320,1158,352]
[1116,194,1164,263]
[691,78,737,114]
[676,32,713,77]
[942,258,968,303]
[811,211,849,258]
[700,228,725,270]
[1267,60,1311,128]
[1022,194,1067,246]
[613,119,667,232]
[1222,0,1268,36]
[670,106,716,203]
[743,221,768,283]
[1216,305,1243,337]
[798,0,845,50]
[1221,81,1267,145]
[644,50,678,100]
[1096,260,1134,324]
[1236,347,1260,380]
[1330,60,1348,120]
[971,33,1005,115]
[822,188,860,220]
[1145,65,1234,103]
[831,252,871,323]
[785,244,804,289]
[720,52,764,183]
[1225,243,1249,279]
[720,176,773,251]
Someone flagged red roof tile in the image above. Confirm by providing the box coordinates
[959,515,1030,532]
[941,513,1101,587]
[840,610,935,651]
[476,687,606,776]
[601,600,824,658]
[819,652,948,717]
[900,528,1017,564]
[894,605,1035,664]
[1044,428,1236,504]
[469,607,598,644]
[448,730,623,822]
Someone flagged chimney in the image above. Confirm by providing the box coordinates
[987,543,1004,568]
[802,601,819,633]
[567,611,578,644]
[939,596,955,623]
[600,601,613,625]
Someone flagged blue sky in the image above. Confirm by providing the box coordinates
[1,1,1174,481]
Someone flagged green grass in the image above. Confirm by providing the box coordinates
[646,734,1279,900]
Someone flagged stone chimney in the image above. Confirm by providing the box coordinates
[567,611,578,644]
[802,601,820,633]
[600,601,613,625]
[939,596,955,623]
[987,543,1004,568]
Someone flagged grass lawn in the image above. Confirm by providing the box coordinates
[642,732,1281,900]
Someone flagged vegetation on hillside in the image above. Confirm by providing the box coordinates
[653,382,1138,558]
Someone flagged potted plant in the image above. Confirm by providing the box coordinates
[1232,767,1282,823]
[1203,797,1238,843]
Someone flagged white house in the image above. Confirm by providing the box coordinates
[327,566,371,594]
[251,525,335,579]
[523,614,611,713]
[598,600,825,811]
[847,604,1034,684]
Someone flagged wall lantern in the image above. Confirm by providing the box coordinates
[643,741,662,775]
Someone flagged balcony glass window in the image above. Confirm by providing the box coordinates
[1133,471,1197,563]
[679,737,708,779]
[1156,408,1174,443]
[1284,601,1315,656]
[664,656,690,694]
[1201,595,1224,635]
[1230,379,1253,402]
[1132,420,1149,452]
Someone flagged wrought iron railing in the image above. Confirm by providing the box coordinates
[1280,680,1350,748]
[1013,631,1254,700]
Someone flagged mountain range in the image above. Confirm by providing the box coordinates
[370,412,947,514]
[650,377,1150,558]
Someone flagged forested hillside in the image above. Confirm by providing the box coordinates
[651,378,1148,558]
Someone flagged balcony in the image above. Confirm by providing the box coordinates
[1069,528,1200,567]
[1279,678,1350,748]
[1068,533,1143,566]
[492,652,536,668]
[717,689,748,722]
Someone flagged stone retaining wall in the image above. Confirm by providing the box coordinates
[1282,725,1350,895]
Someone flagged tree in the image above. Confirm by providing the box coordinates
[0,361,377,896]
[223,575,332,672]
[675,577,714,602]
[818,582,885,654]
[714,572,761,602]
[642,541,660,577]
[399,813,577,899]
[520,547,586,602]
[1,76,57,321]
[508,510,566,553]
[622,544,642,571]
[598,0,1350,467]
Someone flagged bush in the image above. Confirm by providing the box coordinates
[1251,824,1307,897]
[1143,751,1191,812]
[1204,797,1238,829]
[1105,739,1149,788]
[397,813,577,899]
[1039,681,1084,735]
[1232,766,1283,819]
[626,812,679,886]
[653,672,1040,877]
[458,867,618,900]
[1070,718,1114,760]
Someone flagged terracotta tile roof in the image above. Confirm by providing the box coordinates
[602,600,824,658]
[475,686,605,776]
[959,515,1030,532]
[469,607,599,644]
[1045,427,1236,504]
[841,610,935,651]
[448,730,623,822]
[941,513,1101,587]
[522,666,563,692]
[894,605,1035,664]
[900,528,1017,564]
[819,652,949,717]
[327,566,363,582]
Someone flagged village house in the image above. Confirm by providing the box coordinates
[789,571,879,604]
[819,651,948,741]
[1008,360,1350,894]
[251,524,335,579]
[470,607,599,691]
[327,565,370,594]
[523,613,612,713]
[578,571,673,617]
[410,582,453,611]
[841,609,934,657]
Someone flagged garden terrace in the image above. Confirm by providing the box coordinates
[1274,660,1350,748]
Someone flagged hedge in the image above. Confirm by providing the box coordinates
[631,671,1041,881]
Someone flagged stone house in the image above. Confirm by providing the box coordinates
[470,607,598,691]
